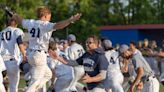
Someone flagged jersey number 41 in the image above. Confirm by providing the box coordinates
[30,28,40,38]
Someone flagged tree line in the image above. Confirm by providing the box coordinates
[0,0,164,42]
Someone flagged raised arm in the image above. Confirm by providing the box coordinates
[54,13,82,30]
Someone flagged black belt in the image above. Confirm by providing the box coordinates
[31,49,47,53]
[35,50,47,53]
[10,58,15,61]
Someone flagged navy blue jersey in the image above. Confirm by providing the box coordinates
[76,47,109,90]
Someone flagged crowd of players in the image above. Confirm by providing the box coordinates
[0,6,164,92]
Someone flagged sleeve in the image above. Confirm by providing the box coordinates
[16,36,23,45]
[22,19,32,29]
[66,60,79,66]
[15,28,24,38]
[133,56,144,70]
[76,55,84,65]
[98,54,109,70]
[68,47,75,60]
[42,22,55,32]
[15,29,24,44]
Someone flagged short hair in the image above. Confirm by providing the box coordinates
[37,6,51,18]
[8,17,18,26]
[48,41,57,51]
[88,35,99,45]
[130,41,137,47]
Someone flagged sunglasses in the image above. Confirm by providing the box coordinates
[86,41,94,45]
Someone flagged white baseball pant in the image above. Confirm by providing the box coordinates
[87,87,106,92]
[54,64,73,92]
[26,51,52,92]
[142,77,159,92]
[69,65,85,91]
[104,73,124,92]
[4,60,20,92]
[54,75,72,92]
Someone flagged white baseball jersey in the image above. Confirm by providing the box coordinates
[105,50,123,79]
[68,43,85,60]
[0,26,24,61]
[22,19,55,51]
[103,50,124,92]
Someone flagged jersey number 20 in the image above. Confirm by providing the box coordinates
[1,31,11,41]
[30,28,40,38]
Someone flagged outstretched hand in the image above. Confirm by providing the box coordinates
[69,13,82,23]
[54,13,82,30]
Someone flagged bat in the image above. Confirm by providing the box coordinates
[0,4,15,17]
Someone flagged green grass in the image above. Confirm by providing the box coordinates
[18,79,26,92]
[160,84,164,92]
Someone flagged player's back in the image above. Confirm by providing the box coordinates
[105,50,122,78]
[0,26,24,60]
[68,43,85,60]
[22,19,54,51]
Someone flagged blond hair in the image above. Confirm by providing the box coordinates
[37,6,51,18]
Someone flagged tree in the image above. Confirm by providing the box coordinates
[129,0,156,24]
[48,0,111,42]
[0,0,44,29]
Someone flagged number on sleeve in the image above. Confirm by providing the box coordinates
[30,28,40,38]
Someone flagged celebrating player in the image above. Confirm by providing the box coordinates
[13,6,81,92]
[119,44,159,92]
[67,34,85,92]
[0,17,26,92]
[101,39,124,92]
[58,35,109,92]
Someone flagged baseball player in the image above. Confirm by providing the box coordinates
[0,17,26,92]
[58,35,109,92]
[0,53,6,92]
[101,39,124,92]
[67,34,85,92]
[13,6,81,92]
[47,41,74,92]
[119,44,159,92]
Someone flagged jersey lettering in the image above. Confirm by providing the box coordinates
[30,28,40,38]
[1,31,11,41]
[77,49,84,57]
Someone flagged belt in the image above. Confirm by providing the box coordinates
[10,58,16,61]
[30,49,47,53]
[3,58,15,61]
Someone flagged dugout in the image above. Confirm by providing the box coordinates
[99,24,164,46]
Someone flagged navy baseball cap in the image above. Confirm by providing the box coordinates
[119,44,129,53]
[67,34,76,41]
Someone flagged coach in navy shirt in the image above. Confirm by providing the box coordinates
[58,35,109,92]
